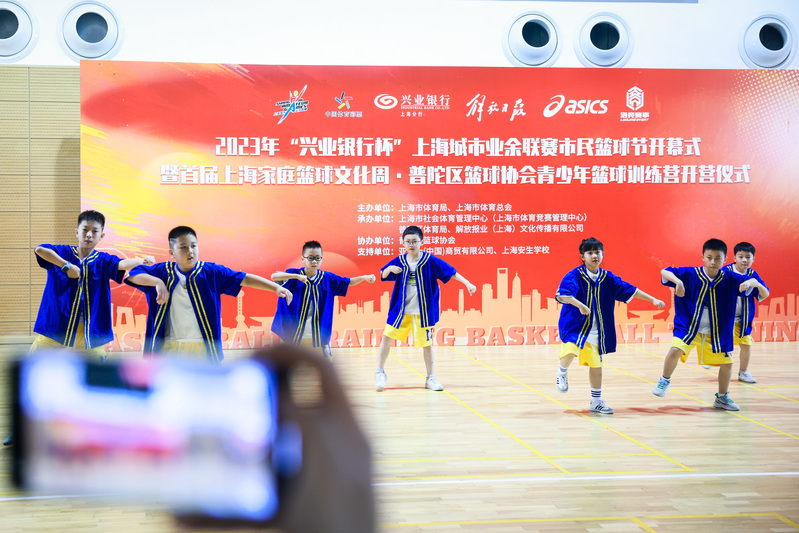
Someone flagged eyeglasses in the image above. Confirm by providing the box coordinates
[403,240,421,246]
[303,256,323,262]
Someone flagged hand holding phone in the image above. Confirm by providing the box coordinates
[179,345,376,533]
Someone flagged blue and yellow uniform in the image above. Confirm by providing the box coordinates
[382,252,456,347]
[663,266,751,365]
[125,261,246,363]
[556,266,637,366]
[271,268,350,351]
[33,244,123,353]
[722,264,768,345]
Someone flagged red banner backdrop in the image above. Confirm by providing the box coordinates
[81,62,799,351]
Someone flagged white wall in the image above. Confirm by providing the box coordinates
[5,0,799,68]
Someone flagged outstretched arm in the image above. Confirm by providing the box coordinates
[271,271,307,284]
[661,269,685,297]
[349,274,376,286]
[556,295,590,315]
[35,246,80,279]
[127,273,169,305]
[453,273,477,296]
[119,256,156,271]
[242,273,293,305]
[633,289,665,308]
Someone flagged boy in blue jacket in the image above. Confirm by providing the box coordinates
[652,238,766,411]
[271,240,375,358]
[723,242,769,383]
[374,226,476,392]
[556,237,664,414]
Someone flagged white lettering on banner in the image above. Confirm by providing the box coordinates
[214,137,280,156]
[159,165,394,185]
[353,203,588,257]
[412,137,702,157]
[290,137,401,156]
[466,94,526,122]
[401,164,751,186]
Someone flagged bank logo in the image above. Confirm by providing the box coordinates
[374,94,398,109]
[275,85,309,124]
[543,94,608,118]
[626,86,644,111]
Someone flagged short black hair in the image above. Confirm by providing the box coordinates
[579,237,603,255]
[734,242,756,255]
[702,238,727,256]
[168,226,197,247]
[402,225,423,240]
[302,240,322,254]
[78,210,105,229]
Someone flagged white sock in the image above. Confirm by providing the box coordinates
[591,388,601,403]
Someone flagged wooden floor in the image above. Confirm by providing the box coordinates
[1,341,798,532]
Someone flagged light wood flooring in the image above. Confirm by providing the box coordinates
[1,341,797,532]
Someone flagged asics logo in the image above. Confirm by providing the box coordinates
[543,94,609,117]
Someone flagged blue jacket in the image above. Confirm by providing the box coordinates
[33,244,123,348]
[271,268,350,347]
[382,252,456,328]
[722,264,768,337]
[556,266,637,355]
[663,266,751,353]
[125,261,246,362]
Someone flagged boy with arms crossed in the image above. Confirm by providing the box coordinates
[271,240,376,358]
[652,238,766,410]
[723,242,769,383]
[374,226,476,392]
[556,238,665,414]
[125,226,291,363]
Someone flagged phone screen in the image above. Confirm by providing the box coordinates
[13,352,282,521]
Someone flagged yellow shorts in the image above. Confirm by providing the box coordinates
[162,340,210,361]
[383,314,434,348]
[559,342,601,368]
[672,335,733,366]
[29,322,106,358]
[733,323,753,346]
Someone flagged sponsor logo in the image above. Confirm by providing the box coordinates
[542,95,608,117]
[621,86,649,122]
[335,91,353,110]
[626,86,644,110]
[275,85,309,124]
[374,94,398,109]
[327,91,362,118]
[401,94,451,111]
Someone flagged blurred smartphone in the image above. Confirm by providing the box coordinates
[10,351,300,522]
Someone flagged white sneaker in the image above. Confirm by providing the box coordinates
[556,373,568,393]
[713,392,740,411]
[738,370,757,383]
[590,399,614,414]
[652,377,671,397]
[701,365,712,369]
[375,369,387,391]
[425,375,444,391]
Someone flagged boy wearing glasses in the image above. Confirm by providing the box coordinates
[375,226,477,392]
[271,240,376,358]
